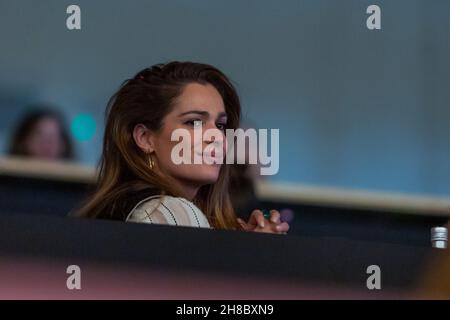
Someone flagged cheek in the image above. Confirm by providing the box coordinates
[159,141,178,163]
[153,127,221,182]
[223,135,228,154]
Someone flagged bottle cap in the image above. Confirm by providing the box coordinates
[431,227,448,242]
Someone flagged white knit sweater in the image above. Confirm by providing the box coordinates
[125,195,211,229]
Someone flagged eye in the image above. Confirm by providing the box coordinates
[216,122,227,131]
[185,119,203,128]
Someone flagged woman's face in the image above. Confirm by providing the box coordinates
[25,116,66,160]
[151,83,228,191]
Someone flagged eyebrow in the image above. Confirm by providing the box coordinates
[178,110,227,119]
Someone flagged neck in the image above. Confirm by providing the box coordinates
[154,167,200,201]
[176,180,200,201]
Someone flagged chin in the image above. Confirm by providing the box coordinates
[193,165,221,184]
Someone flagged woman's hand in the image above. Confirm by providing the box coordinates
[237,209,290,235]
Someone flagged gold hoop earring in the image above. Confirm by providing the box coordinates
[148,154,155,170]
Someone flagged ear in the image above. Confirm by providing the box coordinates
[133,124,155,154]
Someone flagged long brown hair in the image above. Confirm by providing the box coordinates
[76,61,241,230]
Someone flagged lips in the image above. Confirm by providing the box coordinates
[196,150,221,164]
[196,150,217,158]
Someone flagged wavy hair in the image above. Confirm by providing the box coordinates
[76,61,241,230]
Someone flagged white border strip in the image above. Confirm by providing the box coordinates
[256,181,450,216]
[0,156,96,184]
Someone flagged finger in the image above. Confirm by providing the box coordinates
[275,222,290,233]
[237,218,251,231]
[269,210,281,224]
[247,210,259,226]
[254,211,266,228]
[248,210,265,228]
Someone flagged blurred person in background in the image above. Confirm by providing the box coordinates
[76,61,289,234]
[8,108,74,161]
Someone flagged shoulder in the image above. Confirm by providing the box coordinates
[97,186,161,221]
[125,195,211,228]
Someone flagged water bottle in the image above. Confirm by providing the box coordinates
[431,227,448,249]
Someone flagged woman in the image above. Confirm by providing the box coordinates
[77,61,289,234]
[9,108,74,161]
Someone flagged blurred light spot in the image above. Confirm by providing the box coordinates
[71,113,96,141]
[280,208,295,223]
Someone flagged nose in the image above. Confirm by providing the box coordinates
[203,124,225,153]
[205,132,223,144]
